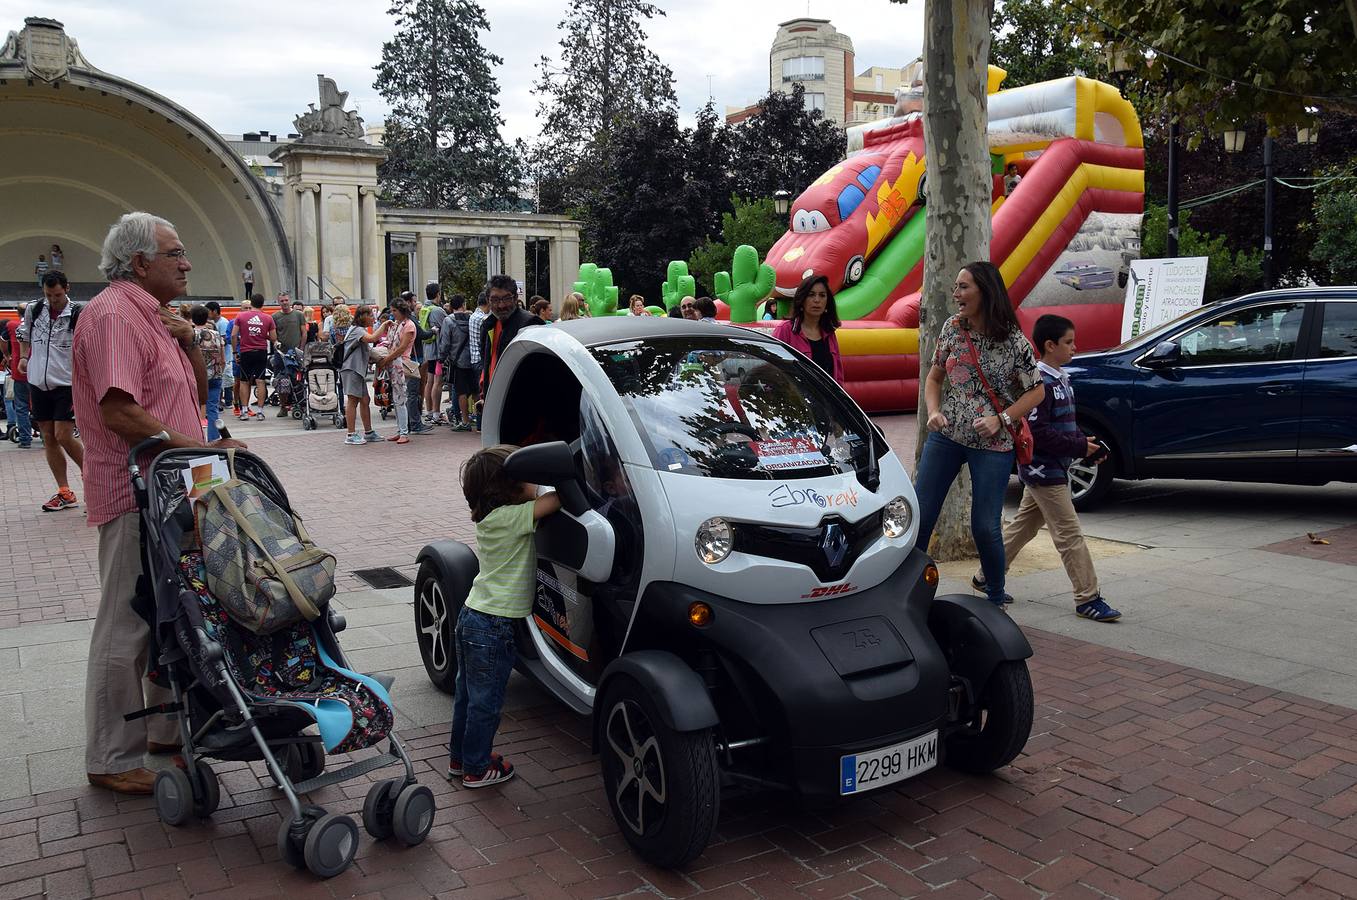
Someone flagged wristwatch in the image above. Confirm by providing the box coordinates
[999,411,1014,427]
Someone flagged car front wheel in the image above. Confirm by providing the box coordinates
[599,675,719,868]
[945,660,1033,774]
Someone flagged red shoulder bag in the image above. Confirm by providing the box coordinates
[960,328,1034,465]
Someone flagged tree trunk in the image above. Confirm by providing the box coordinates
[916,0,995,562]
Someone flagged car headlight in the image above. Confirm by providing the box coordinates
[696,517,733,564]
[882,496,913,539]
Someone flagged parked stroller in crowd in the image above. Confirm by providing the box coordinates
[128,434,434,878]
[302,344,343,431]
[269,348,306,419]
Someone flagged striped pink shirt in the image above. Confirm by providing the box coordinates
[72,280,204,527]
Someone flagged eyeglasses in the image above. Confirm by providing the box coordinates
[488,294,516,305]
[148,249,189,260]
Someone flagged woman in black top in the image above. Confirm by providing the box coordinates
[772,275,844,384]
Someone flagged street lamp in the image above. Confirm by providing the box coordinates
[1297,124,1319,145]
[1221,130,1248,153]
[773,190,792,217]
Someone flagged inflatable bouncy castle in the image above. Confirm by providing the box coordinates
[742,64,1144,412]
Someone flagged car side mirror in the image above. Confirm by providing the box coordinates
[505,441,588,516]
[1142,340,1180,368]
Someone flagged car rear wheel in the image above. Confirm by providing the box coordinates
[945,660,1033,774]
[599,675,719,868]
[415,560,458,693]
[1069,426,1116,511]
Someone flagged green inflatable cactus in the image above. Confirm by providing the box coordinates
[575,263,620,317]
[661,261,697,312]
[712,271,731,304]
[725,244,776,323]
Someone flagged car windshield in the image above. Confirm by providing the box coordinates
[590,336,878,481]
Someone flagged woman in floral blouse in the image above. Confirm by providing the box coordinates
[915,261,1045,607]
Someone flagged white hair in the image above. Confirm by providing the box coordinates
[100,212,175,281]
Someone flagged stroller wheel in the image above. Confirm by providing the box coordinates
[277,812,312,871]
[286,741,326,783]
[303,812,359,878]
[292,406,303,420]
[153,768,195,827]
[361,777,400,840]
[391,782,436,847]
[191,761,221,818]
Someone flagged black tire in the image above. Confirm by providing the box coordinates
[286,741,325,783]
[154,768,194,827]
[1069,424,1117,511]
[598,675,720,868]
[415,560,458,693]
[391,783,436,847]
[191,761,221,818]
[277,806,323,870]
[302,812,358,878]
[362,778,400,840]
[945,661,1034,774]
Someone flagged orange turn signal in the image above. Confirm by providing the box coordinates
[923,564,939,586]
[688,601,713,627]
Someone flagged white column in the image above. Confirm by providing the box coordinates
[417,232,440,292]
[359,188,380,302]
[557,235,580,295]
[296,184,320,302]
[506,235,527,296]
[486,242,503,279]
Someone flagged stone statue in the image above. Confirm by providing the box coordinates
[0,17,94,82]
[293,75,367,143]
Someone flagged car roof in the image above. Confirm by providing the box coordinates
[545,317,782,348]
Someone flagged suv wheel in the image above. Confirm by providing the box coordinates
[1069,426,1116,511]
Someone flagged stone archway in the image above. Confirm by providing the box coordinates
[0,17,291,302]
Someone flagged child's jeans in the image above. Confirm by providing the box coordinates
[997,482,1100,604]
[450,605,517,776]
[205,377,221,441]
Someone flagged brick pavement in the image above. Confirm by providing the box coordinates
[1262,524,1357,568]
[2,628,1356,897]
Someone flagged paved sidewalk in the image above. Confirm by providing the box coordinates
[1,413,1355,897]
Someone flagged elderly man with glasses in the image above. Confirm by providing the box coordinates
[72,212,246,794]
[478,274,542,398]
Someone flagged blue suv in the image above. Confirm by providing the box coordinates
[1063,287,1357,509]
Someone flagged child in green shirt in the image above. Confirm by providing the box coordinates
[449,444,560,788]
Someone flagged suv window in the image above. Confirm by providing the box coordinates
[1175,302,1304,366]
[1316,302,1357,359]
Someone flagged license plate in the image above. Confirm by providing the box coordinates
[839,730,938,795]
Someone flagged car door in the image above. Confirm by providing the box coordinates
[1133,300,1310,476]
[1298,299,1357,481]
[530,393,641,689]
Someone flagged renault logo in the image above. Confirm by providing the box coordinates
[820,522,849,569]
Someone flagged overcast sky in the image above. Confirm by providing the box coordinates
[1,1,925,141]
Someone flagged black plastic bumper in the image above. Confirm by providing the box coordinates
[634,548,953,798]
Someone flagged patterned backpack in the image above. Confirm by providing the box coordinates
[194,455,336,635]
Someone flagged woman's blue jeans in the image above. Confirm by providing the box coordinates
[205,378,221,441]
[449,605,517,777]
[913,432,1014,603]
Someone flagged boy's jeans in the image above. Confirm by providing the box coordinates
[450,605,517,776]
[11,381,31,445]
[205,377,221,442]
[997,482,1100,604]
[913,432,1014,604]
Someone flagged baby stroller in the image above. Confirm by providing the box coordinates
[127,434,434,878]
[373,368,393,420]
[302,345,342,431]
[270,348,306,420]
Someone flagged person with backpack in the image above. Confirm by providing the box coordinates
[190,305,225,441]
[340,304,392,445]
[438,294,476,431]
[17,272,85,511]
[419,282,446,426]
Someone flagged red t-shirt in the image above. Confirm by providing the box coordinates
[6,319,24,383]
[235,309,274,352]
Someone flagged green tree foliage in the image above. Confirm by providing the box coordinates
[1080,1,1357,137]
[1141,204,1263,299]
[990,0,1098,87]
[583,108,703,302]
[686,101,736,249]
[1303,161,1357,284]
[687,197,786,287]
[532,0,676,213]
[730,85,846,203]
[374,0,520,210]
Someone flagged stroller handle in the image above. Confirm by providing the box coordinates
[127,431,170,474]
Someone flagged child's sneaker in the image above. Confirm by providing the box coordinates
[462,757,514,789]
[1076,596,1121,622]
[344,433,365,445]
[363,430,383,443]
[447,752,502,779]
